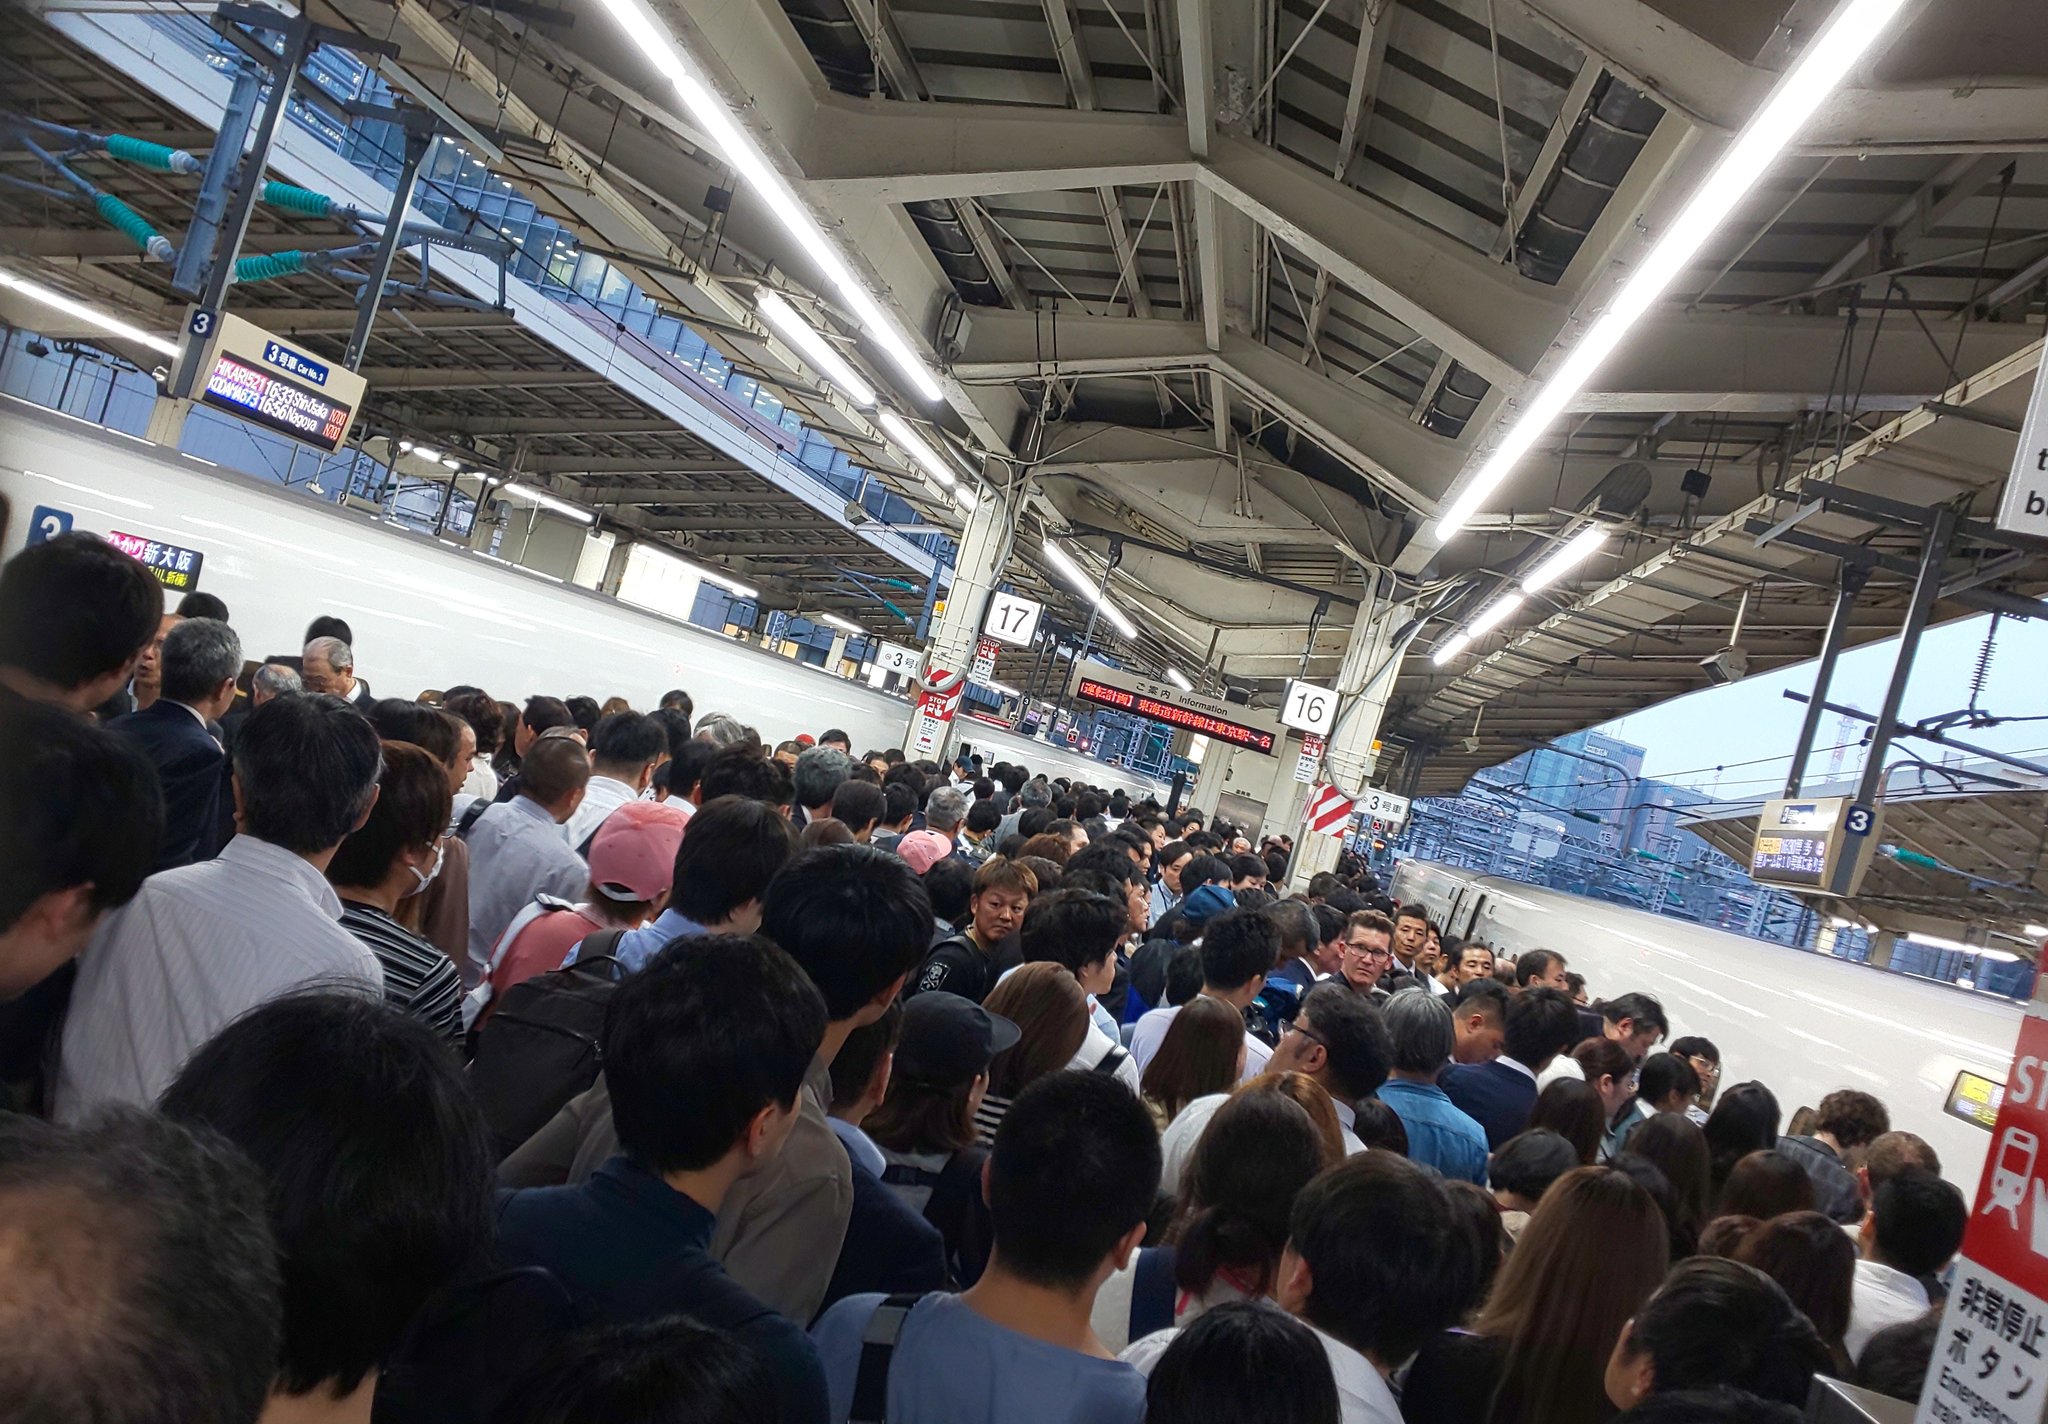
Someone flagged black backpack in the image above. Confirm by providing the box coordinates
[467,930,626,1161]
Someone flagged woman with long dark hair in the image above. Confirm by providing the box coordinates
[1627,1112,1713,1256]
[1103,1089,1330,1356]
[1703,1081,1782,1199]
[1140,996,1247,1129]
[1528,1078,1605,1166]
[1402,1166,1669,1424]
[1736,1210,1858,1371]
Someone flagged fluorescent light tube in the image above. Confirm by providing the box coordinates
[498,482,595,525]
[818,612,862,634]
[1431,631,1472,667]
[1165,668,1193,692]
[1042,541,1139,639]
[983,680,1021,697]
[590,0,945,403]
[953,484,979,511]
[0,268,179,358]
[878,412,955,488]
[1466,593,1525,638]
[755,289,877,407]
[1521,526,1610,593]
[1433,0,1910,540]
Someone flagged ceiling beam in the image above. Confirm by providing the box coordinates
[410,415,687,436]
[1298,0,1391,372]
[356,368,614,390]
[570,485,799,505]
[1039,0,1154,321]
[529,456,743,475]
[1806,152,2012,297]
[1516,0,2048,154]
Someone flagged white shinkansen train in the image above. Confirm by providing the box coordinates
[1390,859,2018,1199]
[0,400,1168,802]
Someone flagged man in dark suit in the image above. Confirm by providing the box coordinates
[110,617,241,870]
[1439,987,1580,1149]
[302,634,373,711]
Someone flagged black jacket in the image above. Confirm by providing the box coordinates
[109,700,224,870]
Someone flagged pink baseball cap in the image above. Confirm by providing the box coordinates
[588,800,690,901]
[897,829,955,876]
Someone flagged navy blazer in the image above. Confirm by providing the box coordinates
[110,700,224,871]
[495,1155,828,1424]
[820,1154,947,1314]
[1439,1059,1540,1151]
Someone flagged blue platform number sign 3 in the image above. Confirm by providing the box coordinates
[1845,804,1875,837]
[27,505,73,546]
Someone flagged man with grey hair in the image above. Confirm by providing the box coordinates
[110,618,242,870]
[250,662,300,706]
[997,776,1052,843]
[300,636,369,709]
[1375,988,1489,1183]
[792,745,853,829]
[924,784,969,845]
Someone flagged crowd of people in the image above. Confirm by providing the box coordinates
[0,529,1976,1424]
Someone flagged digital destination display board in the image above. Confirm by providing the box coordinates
[201,351,355,453]
[1946,1070,2004,1132]
[1074,676,1277,754]
[107,530,204,592]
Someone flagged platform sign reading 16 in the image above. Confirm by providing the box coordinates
[1281,679,1338,735]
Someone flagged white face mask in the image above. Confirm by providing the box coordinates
[405,840,445,896]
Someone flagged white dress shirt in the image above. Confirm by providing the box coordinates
[1846,1258,1931,1362]
[55,835,381,1120]
[560,774,639,851]
[1160,1088,1365,1195]
[1128,1000,1272,1082]
[1536,1053,1585,1088]
[1070,1022,1144,1092]
[465,795,590,977]
[1311,1324,1403,1424]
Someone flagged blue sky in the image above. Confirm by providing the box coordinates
[1597,612,2048,798]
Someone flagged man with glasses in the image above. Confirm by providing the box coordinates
[1669,1035,1721,1122]
[1336,909,1398,999]
[1266,984,1394,1156]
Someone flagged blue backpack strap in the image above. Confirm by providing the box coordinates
[850,1292,926,1424]
[1128,1246,1178,1342]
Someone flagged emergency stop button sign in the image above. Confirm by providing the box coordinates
[1919,1014,2048,1424]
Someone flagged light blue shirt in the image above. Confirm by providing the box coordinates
[812,1291,1146,1424]
[829,1117,888,1178]
[1377,1078,1491,1185]
[466,795,588,978]
[563,905,705,973]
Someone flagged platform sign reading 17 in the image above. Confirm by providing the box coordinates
[983,591,1043,648]
[1281,679,1338,736]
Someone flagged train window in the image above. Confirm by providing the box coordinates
[1945,1070,2004,1132]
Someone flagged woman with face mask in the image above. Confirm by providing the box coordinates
[327,741,464,1045]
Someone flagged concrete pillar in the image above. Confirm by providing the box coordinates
[1290,582,1404,890]
[144,395,191,448]
[901,494,1011,758]
[1188,743,1238,818]
[826,630,850,674]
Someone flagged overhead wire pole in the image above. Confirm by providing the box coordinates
[1782,564,1869,797]
[1850,506,1957,813]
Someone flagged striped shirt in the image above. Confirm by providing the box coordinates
[56,835,382,1121]
[339,901,464,1046]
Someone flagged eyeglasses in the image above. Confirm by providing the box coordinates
[1287,1021,1326,1048]
[1688,1056,1722,1080]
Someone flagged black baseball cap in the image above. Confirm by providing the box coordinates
[895,991,1021,1088]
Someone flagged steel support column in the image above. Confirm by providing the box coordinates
[1783,564,1869,797]
[344,126,432,370]
[1851,507,1956,811]
[901,492,1014,758]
